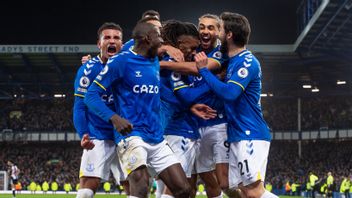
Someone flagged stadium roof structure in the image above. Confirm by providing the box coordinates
[0,0,351,99]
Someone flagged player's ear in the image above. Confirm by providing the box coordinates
[226,31,233,41]
[144,35,151,45]
[97,39,102,49]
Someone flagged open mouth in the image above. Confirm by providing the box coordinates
[200,34,211,45]
[107,45,117,55]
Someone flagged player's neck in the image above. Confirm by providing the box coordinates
[98,54,108,64]
[228,45,246,58]
[134,46,149,58]
[202,42,217,54]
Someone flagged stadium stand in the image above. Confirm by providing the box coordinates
[1,96,352,132]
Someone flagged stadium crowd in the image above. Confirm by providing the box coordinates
[0,99,73,132]
[0,142,80,191]
[266,140,352,195]
[1,96,352,132]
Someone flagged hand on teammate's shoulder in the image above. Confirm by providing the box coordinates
[195,52,208,69]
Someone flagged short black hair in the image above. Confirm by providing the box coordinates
[97,22,123,39]
[138,16,160,24]
[162,20,198,47]
[220,12,251,47]
[184,22,199,38]
[132,22,156,44]
[141,10,160,20]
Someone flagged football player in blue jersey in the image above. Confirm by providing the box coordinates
[159,20,205,198]
[73,22,127,198]
[195,12,277,198]
[84,22,191,198]
[160,14,234,198]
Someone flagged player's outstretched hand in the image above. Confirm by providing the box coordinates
[162,45,184,62]
[191,103,217,120]
[81,54,91,64]
[110,114,133,136]
[81,134,95,150]
[195,52,208,69]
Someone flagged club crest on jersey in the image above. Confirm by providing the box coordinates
[133,85,159,94]
[237,68,248,78]
[128,155,137,165]
[79,76,90,88]
[135,71,142,78]
[100,65,109,75]
[86,163,94,172]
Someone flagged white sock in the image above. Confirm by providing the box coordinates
[260,190,278,198]
[160,194,174,198]
[156,180,165,198]
[76,188,94,198]
[127,196,140,198]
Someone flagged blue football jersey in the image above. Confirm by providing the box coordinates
[162,59,200,140]
[224,50,271,142]
[197,44,226,66]
[159,56,182,131]
[190,45,227,127]
[121,39,134,52]
[87,50,163,144]
[165,72,200,139]
[73,56,121,142]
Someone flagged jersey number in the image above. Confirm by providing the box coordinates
[224,141,230,152]
[238,159,249,176]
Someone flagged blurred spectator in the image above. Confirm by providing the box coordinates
[266,140,352,194]
[1,96,352,132]
[0,98,73,132]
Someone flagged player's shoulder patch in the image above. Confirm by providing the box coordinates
[237,67,248,78]
[212,51,222,59]
[79,76,90,88]
[171,72,181,81]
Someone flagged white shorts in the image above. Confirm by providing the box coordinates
[197,123,229,173]
[117,136,180,176]
[229,140,270,188]
[79,139,127,184]
[165,135,198,178]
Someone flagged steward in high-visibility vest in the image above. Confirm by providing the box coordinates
[51,181,58,194]
[103,182,111,193]
[42,181,49,193]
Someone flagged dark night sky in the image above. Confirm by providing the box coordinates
[1,0,301,44]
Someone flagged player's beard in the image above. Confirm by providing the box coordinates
[220,39,228,55]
